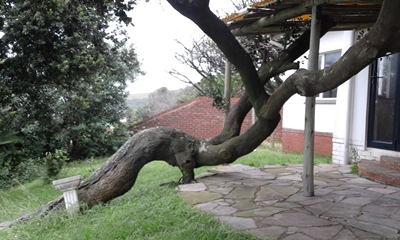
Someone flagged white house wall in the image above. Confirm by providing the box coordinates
[282,31,344,133]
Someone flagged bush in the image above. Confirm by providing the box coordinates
[43,149,69,183]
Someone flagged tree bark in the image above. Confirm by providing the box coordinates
[15,0,400,222]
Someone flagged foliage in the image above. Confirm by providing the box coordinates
[350,148,360,174]
[0,107,43,189]
[43,149,69,183]
[0,0,142,164]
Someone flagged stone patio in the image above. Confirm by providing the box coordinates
[178,164,400,239]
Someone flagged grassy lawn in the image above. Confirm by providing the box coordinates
[0,145,331,239]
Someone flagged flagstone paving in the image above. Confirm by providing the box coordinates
[178,164,400,239]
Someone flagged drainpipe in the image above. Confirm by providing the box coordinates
[343,30,355,165]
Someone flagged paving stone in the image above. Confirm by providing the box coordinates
[340,197,373,206]
[211,199,232,206]
[322,204,361,219]
[374,196,400,207]
[357,213,400,231]
[283,233,314,240]
[344,219,400,239]
[219,216,257,230]
[331,189,362,197]
[316,172,346,179]
[384,191,400,200]
[178,182,206,192]
[392,210,400,221]
[346,177,379,185]
[201,173,244,182]
[285,193,313,203]
[242,178,269,186]
[300,225,342,240]
[314,176,344,186]
[350,227,383,240]
[323,194,346,203]
[255,185,299,201]
[277,174,303,181]
[304,201,335,216]
[255,186,287,201]
[207,186,233,195]
[177,191,222,205]
[314,188,334,196]
[225,187,257,199]
[297,196,326,206]
[247,226,286,238]
[337,166,352,174]
[210,205,238,216]
[269,180,294,186]
[367,187,396,194]
[337,183,367,189]
[194,202,218,212]
[260,199,280,206]
[386,185,400,191]
[235,206,286,218]
[330,228,358,240]
[231,199,260,210]
[361,204,397,217]
[273,202,302,209]
[195,171,217,180]
[287,226,300,234]
[313,179,329,186]
[261,212,334,227]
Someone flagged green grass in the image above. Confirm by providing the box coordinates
[235,144,332,167]
[0,146,331,240]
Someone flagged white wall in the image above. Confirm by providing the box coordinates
[282,31,344,133]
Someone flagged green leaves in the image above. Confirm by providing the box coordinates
[0,0,142,162]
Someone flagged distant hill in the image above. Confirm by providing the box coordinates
[126,93,149,110]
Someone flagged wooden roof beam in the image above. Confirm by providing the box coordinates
[229,0,382,36]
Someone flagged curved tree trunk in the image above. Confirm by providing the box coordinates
[13,0,400,223]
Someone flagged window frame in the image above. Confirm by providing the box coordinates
[316,50,342,103]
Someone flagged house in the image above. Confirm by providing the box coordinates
[281,30,400,165]
[221,0,400,186]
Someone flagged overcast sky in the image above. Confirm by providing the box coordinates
[126,0,236,94]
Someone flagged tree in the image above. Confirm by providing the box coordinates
[0,0,142,159]
[16,0,400,217]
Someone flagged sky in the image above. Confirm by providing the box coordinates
[126,0,236,94]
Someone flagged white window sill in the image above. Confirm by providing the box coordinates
[316,99,336,104]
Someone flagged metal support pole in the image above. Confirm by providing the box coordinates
[303,5,321,197]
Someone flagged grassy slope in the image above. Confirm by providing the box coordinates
[0,146,331,239]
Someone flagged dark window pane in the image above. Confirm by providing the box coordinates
[321,51,341,98]
[371,54,398,142]
[325,52,341,67]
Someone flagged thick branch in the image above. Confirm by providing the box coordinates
[167,0,268,111]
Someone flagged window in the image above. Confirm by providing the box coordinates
[318,51,341,99]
